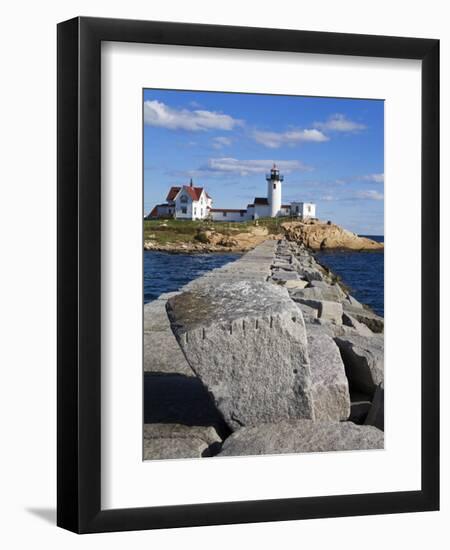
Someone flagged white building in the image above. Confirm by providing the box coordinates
[148,179,212,220]
[208,208,247,222]
[290,201,317,219]
[146,166,316,222]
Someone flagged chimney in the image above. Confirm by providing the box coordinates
[190,177,193,187]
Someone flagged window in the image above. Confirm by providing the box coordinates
[273,183,276,189]
[181,207,187,214]
[240,212,244,217]
[201,209,203,216]
[180,195,188,203]
[307,205,311,212]
[223,211,227,217]
[194,208,197,215]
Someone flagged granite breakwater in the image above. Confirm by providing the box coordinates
[143,239,384,460]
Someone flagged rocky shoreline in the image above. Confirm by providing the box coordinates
[143,220,383,254]
[143,238,384,460]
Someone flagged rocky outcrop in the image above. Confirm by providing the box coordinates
[282,220,383,251]
[144,226,275,253]
[218,420,383,457]
[166,280,314,430]
[144,219,383,253]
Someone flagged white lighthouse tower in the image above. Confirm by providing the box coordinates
[266,163,283,217]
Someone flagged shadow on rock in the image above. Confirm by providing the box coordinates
[144,372,230,440]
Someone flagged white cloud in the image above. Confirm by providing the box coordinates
[144,100,243,131]
[314,113,367,133]
[252,128,328,148]
[212,136,233,149]
[361,173,384,183]
[202,158,311,176]
[355,190,384,201]
[321,194,335,201]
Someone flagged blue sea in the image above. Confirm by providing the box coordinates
[144,237,384,317]
[144,251,241,303]
[315,235,384,316]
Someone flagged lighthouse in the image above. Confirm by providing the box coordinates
[266,163,283,217]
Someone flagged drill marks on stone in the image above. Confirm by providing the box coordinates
[167,279,314,431]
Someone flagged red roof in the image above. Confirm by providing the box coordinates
[166,185,205,202]
[148,206,158,218]
[166,186,181,201]
[185,186,204,201]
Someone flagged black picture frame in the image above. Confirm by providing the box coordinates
[57,16,439,533]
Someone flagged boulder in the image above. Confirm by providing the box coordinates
[218,420,384,456]
[293,298,343,325]
[271,264,296,272]
[365,383,384,431]
[295,302,319,321]
[144,423,221,441]
[319,300,343,324]
[335,334,384,395]
[143,424,222,460]
[309,280,346,296]
[271,271,299,282]
[332,324,373,339]
[308,332,350,421]
[167,280,314,430]
[283,279,309,290]
[290,285,344,303]
[342,303,384,333]
[342,312,374,337]
[297,267,324,282]
[351,310,384,333]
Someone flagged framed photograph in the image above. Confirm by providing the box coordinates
[57,17,439,533]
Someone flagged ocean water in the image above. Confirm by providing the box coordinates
[143,251,241,303]
[315,235,384,316]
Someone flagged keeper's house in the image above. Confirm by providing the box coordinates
[148,179,212,221]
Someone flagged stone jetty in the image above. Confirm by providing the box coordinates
[143,239,384,459]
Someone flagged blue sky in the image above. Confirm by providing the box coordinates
[143,89,384,235]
